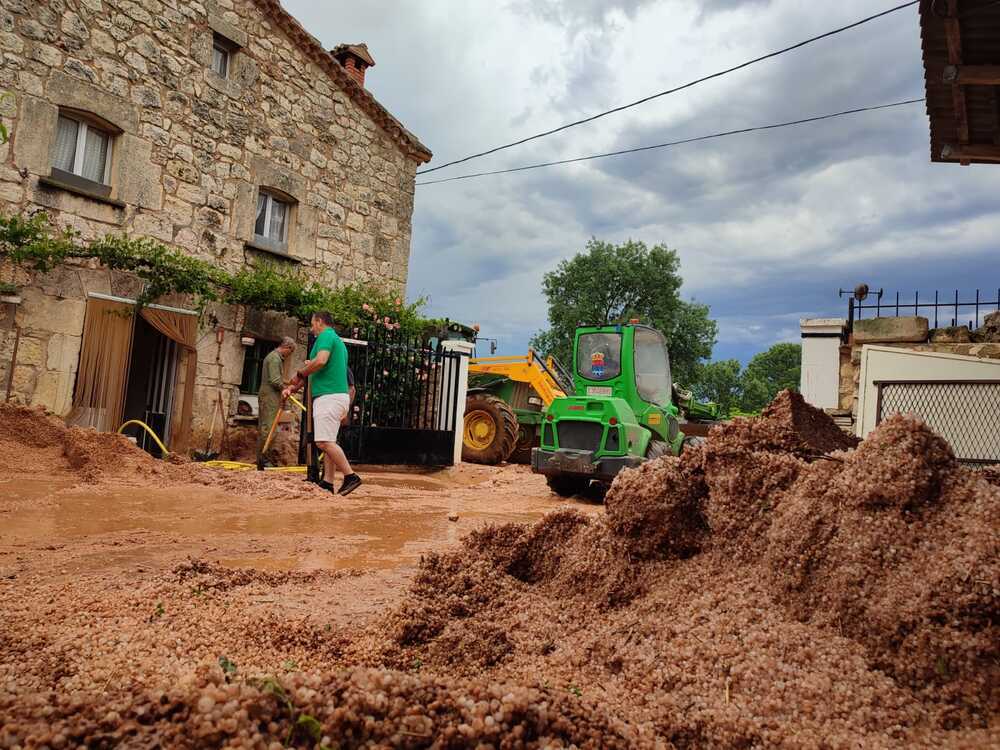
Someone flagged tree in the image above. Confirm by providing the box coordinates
[530,238,717,385]
[738,342,801,412]
[691,359,742,416]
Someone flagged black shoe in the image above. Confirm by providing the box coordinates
[338,474,362,496]
[317,479,336,493]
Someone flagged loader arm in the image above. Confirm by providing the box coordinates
[468,351,566,407]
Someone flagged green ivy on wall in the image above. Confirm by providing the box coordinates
[0,92,10,146]
[0,210,431,336]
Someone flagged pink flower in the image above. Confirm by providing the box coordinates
[394,298,401,306]
[362,303,371,312]
[383,316,391,324]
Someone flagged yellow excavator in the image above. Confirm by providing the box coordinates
[462,350,571,465]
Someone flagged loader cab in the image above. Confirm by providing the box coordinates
[573,323,674,409]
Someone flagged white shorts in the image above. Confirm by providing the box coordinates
[313,393,350,443]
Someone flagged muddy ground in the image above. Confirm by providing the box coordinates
[0,395,997,748]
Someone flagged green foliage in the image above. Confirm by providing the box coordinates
[0,210,429,335]
[740,342,801,412]
[529,238,717,386]
[218,655,238,678]
[0,92,10,146]
[690,343,802,415]
[691,359,743,416]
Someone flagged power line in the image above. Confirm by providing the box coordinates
[416,1,918,176]
[415,98,925,186]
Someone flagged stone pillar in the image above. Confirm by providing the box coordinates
[799,318,845,409]
[439,340,473,465]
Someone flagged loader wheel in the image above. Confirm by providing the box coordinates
[462,394,518,465]
[546,475,591,498]
[509,423,537,465]
[645,440,672,460]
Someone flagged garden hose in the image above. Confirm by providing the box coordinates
[117,420,170,457]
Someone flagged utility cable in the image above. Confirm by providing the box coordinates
[415,97,925,186]
[416,1,919,175]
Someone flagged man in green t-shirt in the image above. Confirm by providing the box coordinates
[282,311,362,496]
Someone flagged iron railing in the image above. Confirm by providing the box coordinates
[874,380,1000,465]
[322,324,464,466]
[845,288,1000,331]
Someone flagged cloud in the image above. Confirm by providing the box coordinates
[283,0,1000,367]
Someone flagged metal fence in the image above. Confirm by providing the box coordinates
[845,288,1000,331]
[338,324,463,466]
[874,380,1000,465]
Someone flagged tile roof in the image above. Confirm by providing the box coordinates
[251,0,432,164]
[919,0,1000,164]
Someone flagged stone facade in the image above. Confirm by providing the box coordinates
[0,0,430,447]
[838,315,1000,412]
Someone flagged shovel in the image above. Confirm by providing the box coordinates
[194,392,224,462]
[256,402,284,471]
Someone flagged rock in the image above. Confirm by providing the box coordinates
[853,317,928,344]
[929,325,972,344]
[448,513,459,522]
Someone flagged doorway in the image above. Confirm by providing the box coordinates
[122,316,179,453]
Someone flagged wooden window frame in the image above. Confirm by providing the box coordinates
[253,189,294,253]
[211,33,238,79]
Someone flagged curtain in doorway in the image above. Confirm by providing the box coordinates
[140,307,198,453]
[66,298,136,432]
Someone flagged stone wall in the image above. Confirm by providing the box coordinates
[838,314,1000,414]
[0,0,429,445]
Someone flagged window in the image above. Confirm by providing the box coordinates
[53,113,113,185]
[633,327,672,406]
[577,332,622,382]
[240,339,277,394]
[211,33,237,78]
[254,190,290,247]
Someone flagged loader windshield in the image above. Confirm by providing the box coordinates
[633,327,672,405]
[577,333,621,381]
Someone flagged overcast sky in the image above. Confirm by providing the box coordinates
[284,0,1000,365]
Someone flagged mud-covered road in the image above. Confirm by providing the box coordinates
[0,463,591,626]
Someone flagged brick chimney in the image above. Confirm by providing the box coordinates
[330,43,375,88]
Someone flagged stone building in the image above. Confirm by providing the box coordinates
[0,0,431,451]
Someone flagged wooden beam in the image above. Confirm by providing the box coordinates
[943,65,1000,85]
[943,3,969,163]
[940,143,1000,162]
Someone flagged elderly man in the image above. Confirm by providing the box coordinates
[283,312,362,496]
[256,336,296,466]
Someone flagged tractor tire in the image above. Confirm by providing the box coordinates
[509,423,537,465]
[546,474,591,498]
[462,394,519,465]
[645,439,672,460]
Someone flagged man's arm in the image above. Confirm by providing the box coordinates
[265,353,283,390]
[282,351,331,398]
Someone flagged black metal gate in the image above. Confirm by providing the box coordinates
[300,324,463,466]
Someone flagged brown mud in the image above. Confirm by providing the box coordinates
[1,392,998,748]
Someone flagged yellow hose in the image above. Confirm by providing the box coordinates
[288,395,306,412]
[117,419,170,456]
[201,460,306,473]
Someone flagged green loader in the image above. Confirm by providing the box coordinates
[531,321,716,496]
